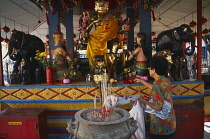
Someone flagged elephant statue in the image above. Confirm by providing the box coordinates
[156,24,196,81]
[7,31,45,85]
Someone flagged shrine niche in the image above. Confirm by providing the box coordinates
[31,0,165,82]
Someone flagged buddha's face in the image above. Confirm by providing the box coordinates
[95,1,109,14]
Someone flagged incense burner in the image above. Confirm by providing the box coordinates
[66,107,138,139]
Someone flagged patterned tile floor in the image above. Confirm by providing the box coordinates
[204,122,210,139]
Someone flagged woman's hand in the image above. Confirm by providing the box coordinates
[128,50,134,61]
[134,77,143,83]
[136,75,142,78]
[138,97,147,104]
[130,100,137,106]
[128,50,133,55]
[134,75,153,89]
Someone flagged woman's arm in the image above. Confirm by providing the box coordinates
[138,97,162,111]
[128,47,141,60]
[128,50,134,60]
[139,84,164,111]
[134,77,152,89]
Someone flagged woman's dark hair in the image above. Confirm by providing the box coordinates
[137,32,146,47]
[137,32,148,58]
[149,56,168,76]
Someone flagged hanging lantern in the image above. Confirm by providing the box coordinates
[152,37,157,42]
[2,25,10,33]
[75,40,79,44]
[74,34,76,38]
[116,0,126,5]
[72,0,83,6]
[2,18,10,33]
[202,28,209,34]
[193,32,197,37]
[189,20,197,27]
[45,34,49,39]
[3,36,9,43]
[11,28,17,33]
[202,17,207,25]
[151,32,156,36]
[45,41,49,46]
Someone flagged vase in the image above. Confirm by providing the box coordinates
[46,68,54,84]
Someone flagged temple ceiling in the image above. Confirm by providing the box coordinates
[0,0,210,42]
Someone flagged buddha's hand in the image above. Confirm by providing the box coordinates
[86,20,99,31]
[93,20,99,24]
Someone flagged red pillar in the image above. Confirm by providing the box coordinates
[197,0,202,80]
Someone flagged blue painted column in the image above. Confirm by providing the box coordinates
[66,5,74,61]
[48,1,59,60]
[139,0,152,59]
[126,1,134,51]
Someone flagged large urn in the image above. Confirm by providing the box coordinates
[66,107,138,139]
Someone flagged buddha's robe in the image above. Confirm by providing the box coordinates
[86,14,119,66]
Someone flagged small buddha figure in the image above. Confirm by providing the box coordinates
[52,26,72,82]
[105,38,120,79]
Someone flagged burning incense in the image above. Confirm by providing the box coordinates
[90,106,114,122]
[94,94,96,109]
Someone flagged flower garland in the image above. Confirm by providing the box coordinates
[34,50,53,70]
[122,18,130,44]
[78,11,89,43]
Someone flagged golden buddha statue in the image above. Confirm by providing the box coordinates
[85,0,119,66]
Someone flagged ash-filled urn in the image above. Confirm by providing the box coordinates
[66,107,138,139]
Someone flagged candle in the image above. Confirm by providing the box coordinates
[94,94,96,109]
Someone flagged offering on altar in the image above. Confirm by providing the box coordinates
[62,73,70,84]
